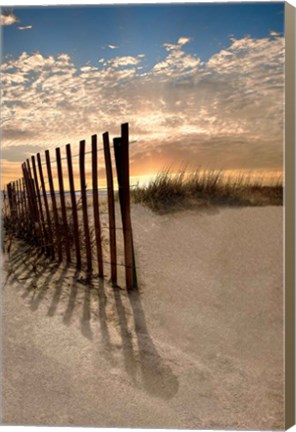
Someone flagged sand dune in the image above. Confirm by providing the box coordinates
[1,205,283,429]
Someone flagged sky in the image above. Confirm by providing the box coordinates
[1,2,285,186]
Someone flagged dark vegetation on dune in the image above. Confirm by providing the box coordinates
[131,169,283,213]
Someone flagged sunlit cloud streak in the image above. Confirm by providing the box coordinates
[18,25,32,31]
[102,44,119,50]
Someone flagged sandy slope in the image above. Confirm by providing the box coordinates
[1,205,283,429]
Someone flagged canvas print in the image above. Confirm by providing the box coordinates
[0,2,289,429]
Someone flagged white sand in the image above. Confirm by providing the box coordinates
[1,205,284,429]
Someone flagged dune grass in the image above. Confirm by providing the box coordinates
[131,169,283,213]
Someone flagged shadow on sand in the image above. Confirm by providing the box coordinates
[4,241,179,400]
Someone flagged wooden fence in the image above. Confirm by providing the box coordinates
[3,123,137,291]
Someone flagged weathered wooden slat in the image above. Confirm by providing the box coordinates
[15,179,23,222]
[37,153,55,258]
[45,150,62,262]
[66,143,81,269]
[32,156,46,227]
[79,140,92,272]
[26,160,39,226]
[6,183,13,216]
[2,188,8,219]
[11,182,16,218]
[121,123,138,290]
[16,181,20,219]
[103,131,117,286]
[32,155,48,254]
[22,163,42,243]
[22,163,35,221]
[18,179,24,218]
[16,179,23,219]
[27,158,43,246]
[113,123,137,290]
[91,134,104,277]
[12,181,19,220]
[22,177,28,216]
[7,182,17,217]
[26,159,39,218]
[56,147,71,263]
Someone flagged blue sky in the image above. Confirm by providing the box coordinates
[1,3,285,183]
[2,3,284,68]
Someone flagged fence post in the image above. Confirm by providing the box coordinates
[27,158,44,248]
[22,163,35,222]
[79,140,92,273]
[22,177,28,216]
[66,143,81,269]
[12,181,19,220]
[45,150,63,262]
[113,123,137,290]
[103,132,117,286]
[26,159,39,219]
[56,147,71,263]
[32,156,45,226]
[31,156,48,255]
[15,180,22,228]
[22,162,41,244]
[17,179,24,219]
[91,134,104,277]
[2,189,8,219]
[37,153,55,258]
[7,183,15,217]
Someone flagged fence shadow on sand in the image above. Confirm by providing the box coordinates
[4,241,179,401]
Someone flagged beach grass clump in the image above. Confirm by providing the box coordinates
[131,169,283,213]
[2,211,36,243]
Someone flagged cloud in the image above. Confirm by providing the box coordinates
[102,44,119,49]
[1,34,284,181]
[18,25,32,31]
[163,36,191,52]
[153,37,200,77]
[178,37,191,46]
[0,9,19,26]
[107,56,140,68]
[207,35,284,77]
